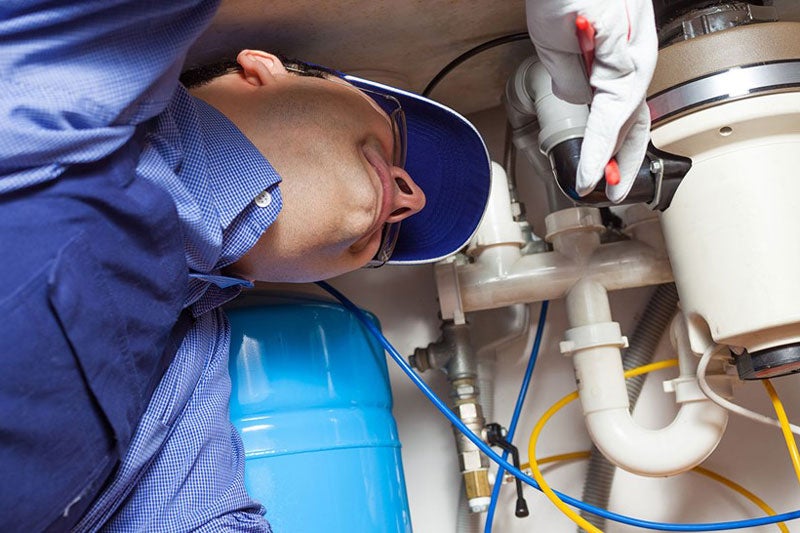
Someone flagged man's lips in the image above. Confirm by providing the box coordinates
[348,144,393,255]
[361,143,394,235]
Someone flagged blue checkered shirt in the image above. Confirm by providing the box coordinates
[2,1,281,531]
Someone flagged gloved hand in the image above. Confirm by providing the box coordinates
[527,0,658,203]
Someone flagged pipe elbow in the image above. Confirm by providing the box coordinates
[584,401,728,477]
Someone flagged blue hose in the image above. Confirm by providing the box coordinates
[484,300,548,533]
[317,281,800,531]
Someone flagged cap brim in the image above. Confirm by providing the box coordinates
[344,75,491,264]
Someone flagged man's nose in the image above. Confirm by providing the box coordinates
[385,167,426,223]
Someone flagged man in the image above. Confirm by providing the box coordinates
[1,2,490,529]
[0,1,656,530]
[80,49,492,532]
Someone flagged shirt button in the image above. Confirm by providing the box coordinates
[254,190,272,208]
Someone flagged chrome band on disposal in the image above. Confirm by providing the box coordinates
[648,61,800,124]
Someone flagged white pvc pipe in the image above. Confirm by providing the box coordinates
[525,57,589,153]
[438,132,723,477]
[584,404,728,476]
[567,281,728,477]
[436,238,672,321]
[471,162,525,251]
[438,174,671,323]
[438,160,721,476]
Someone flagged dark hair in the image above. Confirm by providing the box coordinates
[180,59,242,89]
[180,54,340,89]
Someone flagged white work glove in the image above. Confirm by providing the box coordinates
[527,0,658,203]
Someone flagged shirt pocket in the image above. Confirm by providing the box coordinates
[47,232,144,450]
[0,232,135,530]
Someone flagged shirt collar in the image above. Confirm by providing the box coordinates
[193,96,282,229]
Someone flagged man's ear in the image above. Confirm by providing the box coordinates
[236,50,288,86]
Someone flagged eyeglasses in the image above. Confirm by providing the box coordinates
[357,88,407,268]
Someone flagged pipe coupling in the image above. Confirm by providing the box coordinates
[463,470,491,513]
[560,322,629,356]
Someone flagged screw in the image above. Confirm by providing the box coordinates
[649,159,663,175]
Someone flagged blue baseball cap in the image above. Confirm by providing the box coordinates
[343,74,491,265]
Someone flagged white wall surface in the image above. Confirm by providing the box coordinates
[264,105,800,533]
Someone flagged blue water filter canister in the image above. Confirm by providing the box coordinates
[227,297,412,533]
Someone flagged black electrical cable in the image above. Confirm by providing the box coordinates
[422,32,530,98]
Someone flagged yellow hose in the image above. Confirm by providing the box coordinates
[527,389,596,531]
[518,452,788,533]
[763,379,800,488]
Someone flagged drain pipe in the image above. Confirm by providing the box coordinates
[439,202,710,475]
[561,275,728,476]
[435,223,672,319]
[579,283,679,530]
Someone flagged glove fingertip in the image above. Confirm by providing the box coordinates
[575,165,603,197]
[606,180,636,204]
[606,155,641,203]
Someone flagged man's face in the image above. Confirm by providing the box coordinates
[193,52,426,282]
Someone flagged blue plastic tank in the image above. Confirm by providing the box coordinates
[227,296,412,533]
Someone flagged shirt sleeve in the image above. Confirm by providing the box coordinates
[0,0,220,193]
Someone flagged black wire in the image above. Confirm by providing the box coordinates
[422,32,530,98]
